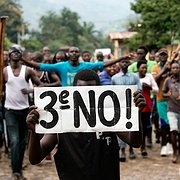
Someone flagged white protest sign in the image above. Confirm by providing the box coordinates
[34,85,139,133]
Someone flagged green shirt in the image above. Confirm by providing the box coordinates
[128,60,156,73]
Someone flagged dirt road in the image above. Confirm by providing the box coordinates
[0,142,180,180]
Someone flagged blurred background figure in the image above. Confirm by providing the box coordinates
[163,61,180,163]
[82,51,92,62]
[52,50,68,64]
[3,50,9,66]
[149,52,155,61]
[32,52,44,63]
[155,52,160,63]
[96,51,104,62]
[99,59,118,85]
[31,52,61,87]
[137,60,159,156]
[128,46,156,73]
[112,58,142,162]
[43,54,53,64]
[23,51,33,62]
[151,48,172,157]
[42,46,51,56]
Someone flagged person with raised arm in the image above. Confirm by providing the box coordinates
[21,46,133,87]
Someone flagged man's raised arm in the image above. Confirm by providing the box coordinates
[103,54,134,67]
[22,57,41,69]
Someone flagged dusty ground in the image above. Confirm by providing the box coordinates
[0,142,180,180]
[120,143,180,180]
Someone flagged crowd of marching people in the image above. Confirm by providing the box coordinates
[0,44,179,180]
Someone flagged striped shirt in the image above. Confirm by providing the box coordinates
[111,72,142,90]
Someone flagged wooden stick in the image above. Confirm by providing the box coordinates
[0,16,8,101]
[173,44,180,60]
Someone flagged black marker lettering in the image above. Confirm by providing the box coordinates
[126,88,132,119]
[73,90,96,128]
[39,91,58,129]
[98,90,120,127]
[59,90,70,109]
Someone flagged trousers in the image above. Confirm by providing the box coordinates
[5,108,29,174]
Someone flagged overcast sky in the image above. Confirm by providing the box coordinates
[20,0,135,33]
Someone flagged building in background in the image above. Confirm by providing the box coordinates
[108,31,137,58]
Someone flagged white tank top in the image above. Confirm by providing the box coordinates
[5,65,30,110]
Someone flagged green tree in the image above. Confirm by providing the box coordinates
[36,8,83,50]
[128,0,180,50]
[21,39,43,52]
[78,22,101,51]
[0,0,27,44]
[29,7,111,53]
[4,36,12,50]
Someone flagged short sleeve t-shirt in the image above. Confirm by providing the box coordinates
[54,132,120,180]
[99,70,112,85]
[40,61,104,86]
[128,60,156,73]
[163,76,180,113]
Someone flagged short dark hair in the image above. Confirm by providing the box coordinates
[170,60,180,67]
[32,52,44,63]
[137,60,147,69]
[137,46,148,54]
[82,51,91,56]
[96,51,104,57]
[73,70,100,86]
[52,50,68,64]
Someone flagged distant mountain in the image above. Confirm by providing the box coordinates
[19,0,135,34]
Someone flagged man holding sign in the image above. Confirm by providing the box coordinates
[27,70,145,180]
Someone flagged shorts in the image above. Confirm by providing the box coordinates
[167,111,180,133]
[157,101,169,126]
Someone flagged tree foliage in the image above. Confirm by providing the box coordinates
[28,7,111,52]
[128,0,180,51]
[1,3,111,52]
[0,0,27,43]
[21,39,43,52]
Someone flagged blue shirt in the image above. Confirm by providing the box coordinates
[111,72,142,90]
[40,61,104,86]
[99,70,112,85]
